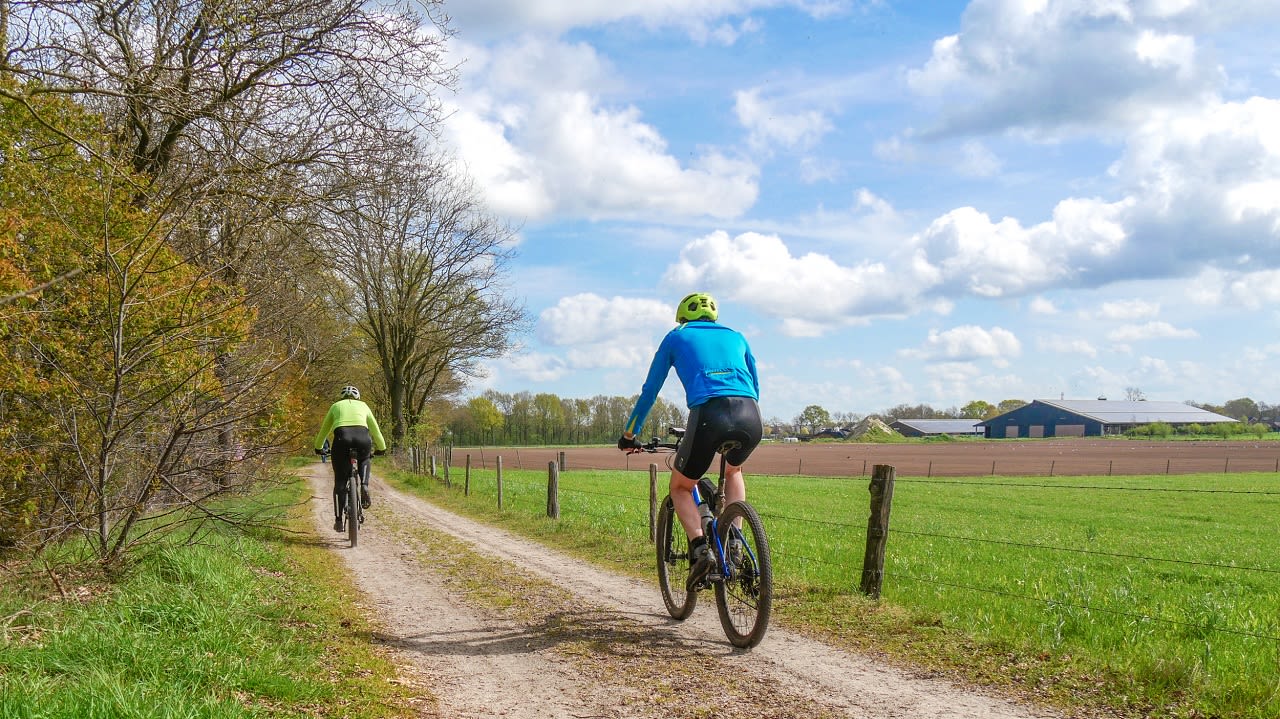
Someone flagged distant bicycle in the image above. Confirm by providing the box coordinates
[633,428,773,648]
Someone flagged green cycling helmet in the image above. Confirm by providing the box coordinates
[676,292,718,323]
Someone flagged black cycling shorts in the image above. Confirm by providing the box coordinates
[674,396,763,480]
[331,425,372,492]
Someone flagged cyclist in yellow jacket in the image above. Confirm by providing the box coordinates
[314,385,387,531]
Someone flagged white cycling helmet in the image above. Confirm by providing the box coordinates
[339,385,360,400]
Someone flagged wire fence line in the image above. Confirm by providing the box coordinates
[899,477,1280,495]
[400,446,1280,645]
[436,443,1280,479]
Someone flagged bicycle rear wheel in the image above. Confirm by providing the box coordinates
[714,500,772,648]
[655,495,696,619]
[347,481,360,547]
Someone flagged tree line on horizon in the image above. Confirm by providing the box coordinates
[438,392,1280,447]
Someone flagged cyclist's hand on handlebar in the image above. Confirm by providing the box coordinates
[313,448,323,455]
[617,434,643,453]
[374,449,385,456]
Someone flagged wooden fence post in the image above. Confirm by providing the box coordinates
[860,464,896,599]
[465,454,471,496]
[558,451,566,471]
[649,463,658,544]
[497,456,504,509]
[444,445,452,488]
[547,461,560,519]
[430,455,437,476]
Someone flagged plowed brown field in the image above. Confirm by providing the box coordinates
[448,439,1280,478]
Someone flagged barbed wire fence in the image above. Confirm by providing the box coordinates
[397,445,1280,648]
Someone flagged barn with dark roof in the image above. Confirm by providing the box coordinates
[977,400,1237,438]
[889,419,983,437]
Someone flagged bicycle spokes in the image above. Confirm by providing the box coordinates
[713,501,772,649]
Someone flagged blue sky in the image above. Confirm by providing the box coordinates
[433,0,1280,423]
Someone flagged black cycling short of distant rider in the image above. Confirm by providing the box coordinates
[674,396,763,479]
[331,425,372,493]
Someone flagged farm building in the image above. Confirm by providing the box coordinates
[889,419,983,437]
[977,399,1237,438]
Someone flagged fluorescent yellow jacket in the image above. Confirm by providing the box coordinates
[314,399,388,452]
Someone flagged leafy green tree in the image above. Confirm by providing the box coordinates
[795,405,832,436]
[1223,397,1260,422]
[961,400,997,418]
[997,398,1028,413]
[468,396,504,445]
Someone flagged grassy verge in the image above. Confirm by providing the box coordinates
[0,465,432,718]
[387,461,1280,719]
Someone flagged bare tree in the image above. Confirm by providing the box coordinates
[323,142,529,444]
[0,2,466,560]
[2,0,453,182]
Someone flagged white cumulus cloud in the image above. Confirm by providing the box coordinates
[902,325,1022,364]
[661,230,930,335]
[442,37,759,221]
[734,88,834,152]
[1106,321,1199,342]
[1037,335,1098,358]
[905,0,1232,138]
[1095,299,1161,320]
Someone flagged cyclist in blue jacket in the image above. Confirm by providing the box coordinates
[619,292,763,587]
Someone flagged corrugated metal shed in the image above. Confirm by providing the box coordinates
[890,419,983,437]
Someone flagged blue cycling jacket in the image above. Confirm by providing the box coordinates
[624,320,759,437]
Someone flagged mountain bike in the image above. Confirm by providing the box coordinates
[335,454,364,548]
[633,428,773,648]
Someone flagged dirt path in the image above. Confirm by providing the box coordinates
[303,464,1070,719]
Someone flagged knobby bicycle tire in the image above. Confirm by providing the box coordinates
[348,481,360,548]
[655,495,696,619]
[714,500,772,648]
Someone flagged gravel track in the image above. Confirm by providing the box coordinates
[304,463,1071,718]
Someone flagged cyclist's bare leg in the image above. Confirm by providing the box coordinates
[724,463,746,506]
[724,463,748,532]
[669,470,703,539]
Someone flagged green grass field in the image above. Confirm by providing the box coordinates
[0,469,428,718]
[391,461,1280,719]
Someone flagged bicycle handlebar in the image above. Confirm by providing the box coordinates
[625,426,684,454]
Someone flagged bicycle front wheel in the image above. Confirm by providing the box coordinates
[714,500,772,648]
[655,495,696,619]
[347,482,360,548]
